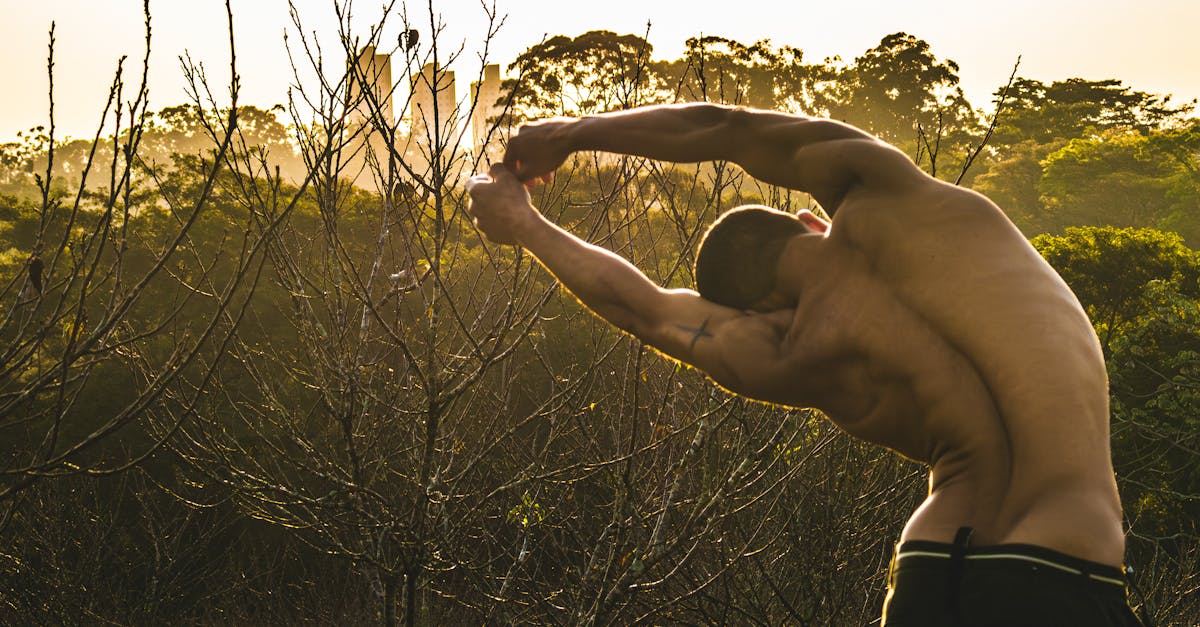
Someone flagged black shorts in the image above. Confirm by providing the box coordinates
[882,533,1145,626]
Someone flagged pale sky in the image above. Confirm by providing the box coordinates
[3,0,1198,142]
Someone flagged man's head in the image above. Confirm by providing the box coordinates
[694,205,827,310]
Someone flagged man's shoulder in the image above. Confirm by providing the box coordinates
[828,181,1021,259]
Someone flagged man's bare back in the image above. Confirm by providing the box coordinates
[787,177,1122,565]
[466,102,1134,623]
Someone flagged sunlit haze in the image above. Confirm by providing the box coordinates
[3,0,1198,141]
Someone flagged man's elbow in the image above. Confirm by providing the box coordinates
[678,101,739,125]
[621,312,663,346]
[581,296,643,339]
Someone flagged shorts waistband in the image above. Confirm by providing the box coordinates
[894,539,1127,587]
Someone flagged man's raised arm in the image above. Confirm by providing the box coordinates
[504,103,928,213]
[465,165,792,394]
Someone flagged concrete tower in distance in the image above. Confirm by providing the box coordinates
[470,64,504,164]
[344,45,396,188]
[410,63,456,145]
[348,45,393,125]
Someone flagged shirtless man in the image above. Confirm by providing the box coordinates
[465,103,1143,625]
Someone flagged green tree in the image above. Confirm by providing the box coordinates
[1149,119,1200,242]
[825,33,976,151]
[1039,131,1180,231]
[974,86,1196,237]
[141,104,302,178]
[971,139,1064,233]
[969,138,1065,231]
[505,30,658,119]
[992,78,1192,148]
[1032,226,1200,352]
[653,36,824,111]
[1106,282,1200,534]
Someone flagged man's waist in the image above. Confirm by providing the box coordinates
[893,538,1127,588]
[905,476,1125,567]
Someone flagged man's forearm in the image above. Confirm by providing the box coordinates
[558,103,746,164]
[558,103,870,164]
[515,210,662,336]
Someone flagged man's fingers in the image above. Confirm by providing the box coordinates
[501,154,553,185]
[509,157,540,183]
[488,162,515,181]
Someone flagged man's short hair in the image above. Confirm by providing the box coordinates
[694,205,806,309]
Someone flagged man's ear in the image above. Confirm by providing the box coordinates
[796,209,830,234]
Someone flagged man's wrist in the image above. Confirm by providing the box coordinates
[554,116,585,154]
[512,207,554,249]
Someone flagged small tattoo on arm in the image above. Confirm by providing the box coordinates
[674,318,713,351]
